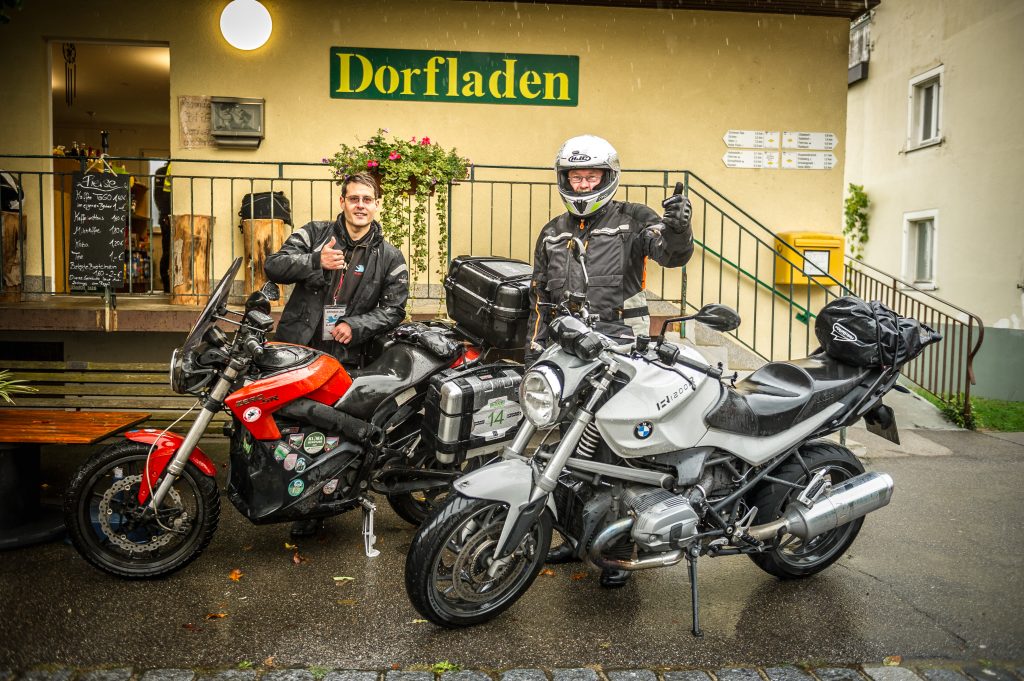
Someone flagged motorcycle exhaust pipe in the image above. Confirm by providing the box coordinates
[589,517,685,572]
[747,472,894,543]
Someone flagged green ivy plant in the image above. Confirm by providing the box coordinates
[843,183,871,260]
[326,129,469,279]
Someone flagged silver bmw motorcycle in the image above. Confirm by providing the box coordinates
[405,238,935,635]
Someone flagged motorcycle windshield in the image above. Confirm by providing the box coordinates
[181,257,242,355]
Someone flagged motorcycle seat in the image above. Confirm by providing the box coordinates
[333,341,453,421]
[705,353,872,437]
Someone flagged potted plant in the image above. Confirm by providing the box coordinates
[0,370,35,405]
[326,129,469,278]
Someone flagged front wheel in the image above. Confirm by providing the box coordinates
[64,440,220,579]
[405,494,551,627]
[747,441,865,579]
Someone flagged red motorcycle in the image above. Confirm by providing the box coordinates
[63,257,527,578]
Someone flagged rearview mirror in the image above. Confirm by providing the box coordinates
[693,304,741,332]
[260,281,280,302]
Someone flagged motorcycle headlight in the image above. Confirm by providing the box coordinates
[520,365,563,428]
[169,347,186,394]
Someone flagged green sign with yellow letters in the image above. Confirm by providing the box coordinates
[330,46,578,107]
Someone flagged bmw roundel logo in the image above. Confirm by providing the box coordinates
[634,421,654,439]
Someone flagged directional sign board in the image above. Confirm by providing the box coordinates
[781,151,837,170]
[723,130,780,149]
[781,131,837,150]
[723,150,780,169]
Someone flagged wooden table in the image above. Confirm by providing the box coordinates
[0,409,151,550]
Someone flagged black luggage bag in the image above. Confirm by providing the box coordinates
[238,191,292,226]
[445,256,533,349]
[814,295,942,368]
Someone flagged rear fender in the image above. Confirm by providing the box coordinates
[124,430,217,505]
[452,458,557,557]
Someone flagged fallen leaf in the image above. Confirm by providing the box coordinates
[333,576,355,584]
[284,542,297,550]
[229,569,244,582]
[883,656,902,667]
[336,598,358,606]
[263,657,276,668]
[571,571,588,581]
[599,641,612,649]
[411,618,428,624]
[237,661,254,670]
[540,568,555,577]
[182,622,200,632]
[292,551,307,565]
[242,545,254,552]
[205,612,228,620]
[390,664,400,671]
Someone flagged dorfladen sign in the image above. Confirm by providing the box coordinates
[330,46,578,107]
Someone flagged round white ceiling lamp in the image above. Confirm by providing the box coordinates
[220,0,273,51]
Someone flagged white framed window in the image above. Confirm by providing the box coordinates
[907,65,944,150]
[902,210,938,289]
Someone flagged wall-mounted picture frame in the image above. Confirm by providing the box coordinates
[210,97,264,147]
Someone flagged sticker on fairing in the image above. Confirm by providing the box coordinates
[288,434,304,447]
[273,443,289,462]
[323,478,339,495]
[325,436,340,451]
[295,458,308,473]
[243,406,262,422]
[471,397,523,440]
[284,452,298,471]
[303,432,326,454]
[287,479,305,497]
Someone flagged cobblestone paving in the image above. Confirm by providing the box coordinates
[0,664,1021,681]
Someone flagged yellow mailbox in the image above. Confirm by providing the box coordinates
[774,231,845,285]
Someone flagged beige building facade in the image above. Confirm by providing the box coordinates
[1,0,871,368]
[844,0,1024,399]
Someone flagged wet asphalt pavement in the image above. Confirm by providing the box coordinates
[1,429,1022,669]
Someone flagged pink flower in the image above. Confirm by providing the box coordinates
[388,152,401,161]
[421,137,431,145]
[367,160,379,169]
[410,136,418,143]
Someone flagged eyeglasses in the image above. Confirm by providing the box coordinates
[344,195,377,205]
[568,174,603,187]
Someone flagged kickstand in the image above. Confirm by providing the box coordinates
[686,545,703,637]
[361,497,380,558]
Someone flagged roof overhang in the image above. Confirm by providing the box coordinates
[458,0,879,20]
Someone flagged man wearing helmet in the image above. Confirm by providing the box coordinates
[527,135,694,587]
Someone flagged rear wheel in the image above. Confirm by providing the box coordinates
[747,441,865,579]
[64,440,220,579]
[405,494,551,627]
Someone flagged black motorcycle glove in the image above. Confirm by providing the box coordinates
[661,194,692,233]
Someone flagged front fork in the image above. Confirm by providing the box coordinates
[147,362,242,512]
[491,368,615,559]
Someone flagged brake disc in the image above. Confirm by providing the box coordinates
[97,474,186,553]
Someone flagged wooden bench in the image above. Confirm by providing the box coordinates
[0,360,230,435]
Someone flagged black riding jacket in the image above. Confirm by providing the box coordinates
[265,217,409,364]
[526,201,693,351]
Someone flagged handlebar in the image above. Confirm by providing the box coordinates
[244,335,265,359]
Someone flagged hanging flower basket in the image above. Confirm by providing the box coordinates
[326,129,469,277]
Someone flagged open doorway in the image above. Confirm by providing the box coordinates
[50,41,170,293]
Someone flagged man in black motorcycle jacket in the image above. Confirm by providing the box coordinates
[527,135,694,587]
[265,173,409,539]
[265,173,409,367]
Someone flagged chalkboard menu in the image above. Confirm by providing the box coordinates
[69,172,130,289]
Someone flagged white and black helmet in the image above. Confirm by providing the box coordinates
[554,135,620,218]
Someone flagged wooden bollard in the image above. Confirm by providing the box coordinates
[170,214,213,306]
[241,218,288,307]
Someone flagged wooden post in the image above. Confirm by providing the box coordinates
[241,218,287,307]
[170,214,212,306]
[1,211,25,301]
